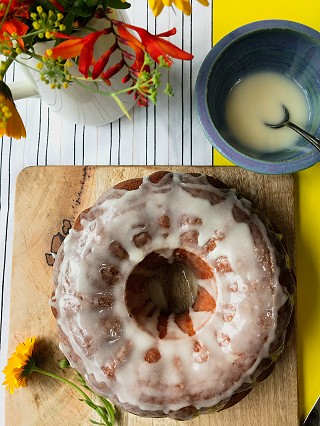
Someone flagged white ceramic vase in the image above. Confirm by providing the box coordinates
[10,10,136,126]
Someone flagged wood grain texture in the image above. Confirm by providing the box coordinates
[6,166,298,426]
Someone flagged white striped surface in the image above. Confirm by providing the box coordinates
[0,2,213,421]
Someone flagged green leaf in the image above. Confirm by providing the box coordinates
[67,6,93,17]
[99,397,115,421]
[109,0,131,9]
[101,0,109,10]
[86,0,99,6]
[33,0,60,12]
[76,371,87,385]
[84,399,98,410]
[111,93,132,120]
[23,33,38,49]
[63,12,76,35]
[89,419,105,425]
[103,0,131,9]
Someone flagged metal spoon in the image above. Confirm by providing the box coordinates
[264,105,320,152]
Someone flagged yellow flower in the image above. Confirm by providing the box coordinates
[0,81,26,139]
[2,336,116,423]
[2,337,36,394]
[148,0,209,16]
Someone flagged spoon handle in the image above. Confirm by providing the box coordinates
[286,122,320,152]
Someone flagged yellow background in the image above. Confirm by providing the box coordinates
[213,1,320,420]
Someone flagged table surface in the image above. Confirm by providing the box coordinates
[0,0,319,425]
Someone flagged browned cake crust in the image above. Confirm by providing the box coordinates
[51,171,296,420]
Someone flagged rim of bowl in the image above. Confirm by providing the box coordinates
[195,19,320,174]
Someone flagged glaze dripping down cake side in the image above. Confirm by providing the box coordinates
[51,171,296,420]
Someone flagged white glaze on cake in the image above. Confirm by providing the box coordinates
[51,172,290,417]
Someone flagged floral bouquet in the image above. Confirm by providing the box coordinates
[0,0,208,139]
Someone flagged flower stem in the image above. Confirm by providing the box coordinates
[31,366,92,402]
[0,52,18,80]
[31,366,112,425]
[0,0,14,29]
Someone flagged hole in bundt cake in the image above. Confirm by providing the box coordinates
[125,251,216,339]
[148,261,198,314]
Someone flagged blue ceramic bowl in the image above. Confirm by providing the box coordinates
[196,20,320,174]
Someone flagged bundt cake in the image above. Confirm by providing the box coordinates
[51,171,295,420]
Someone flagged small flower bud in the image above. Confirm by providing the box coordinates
[150,91,157,104]
[144,54,152,66]
[122,73,131,84]
[164,82,174,97]
[59,358,70,369]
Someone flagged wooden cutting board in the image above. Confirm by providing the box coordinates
[5,166,298,426]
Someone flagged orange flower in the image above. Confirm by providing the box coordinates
[0,0,30,49]
[49,20,193,89]
[0,0,31,19]
[116,25,145,72]
[97,23,193,83]
[115,22,194,67]
[49,28,111,78]
[0,18,29,48]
